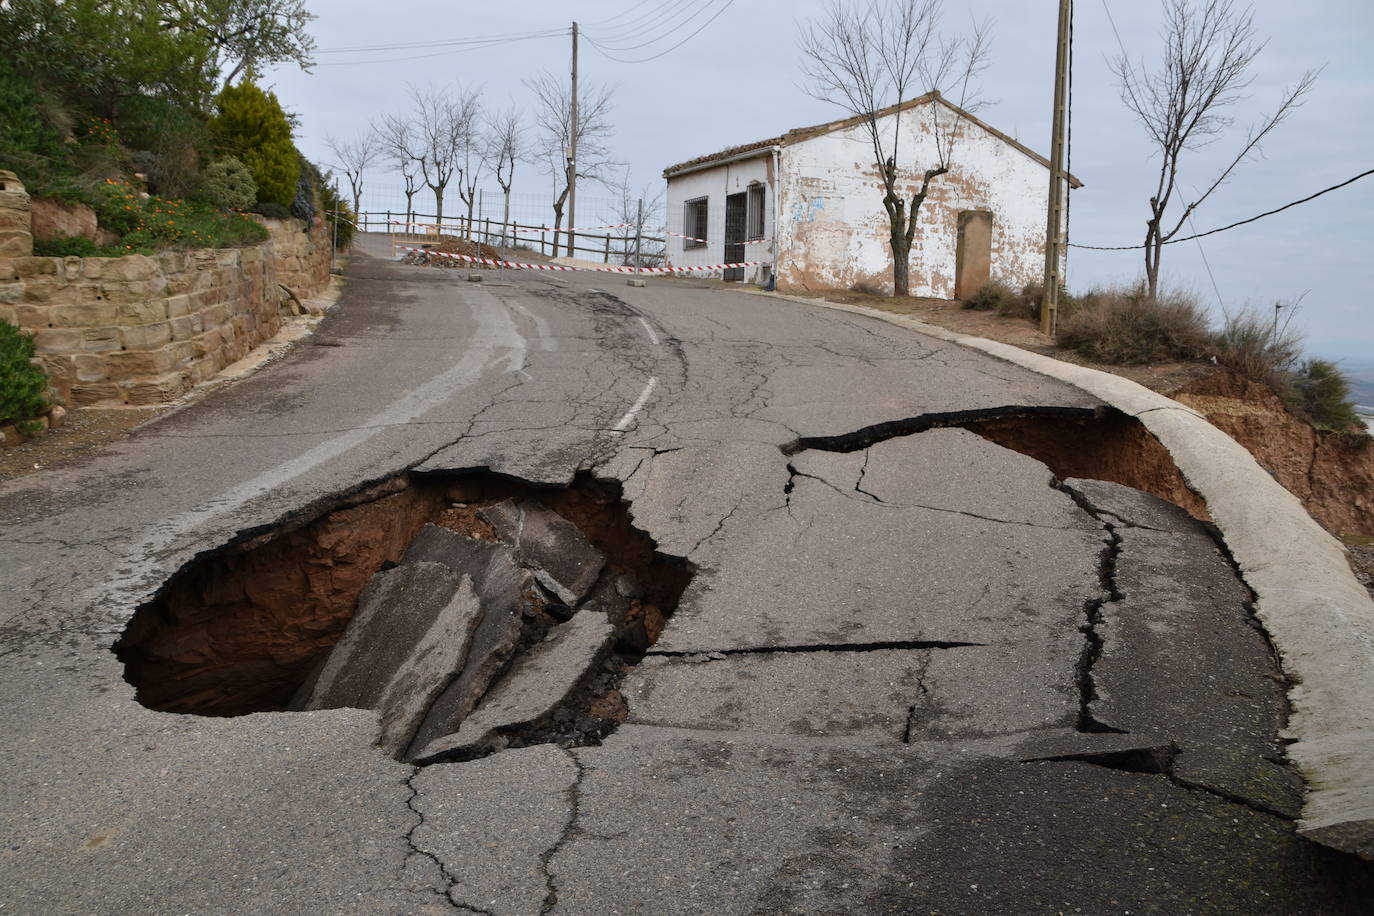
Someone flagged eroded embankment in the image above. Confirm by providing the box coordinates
[1175,371,1374,536]
[115,472,692,722]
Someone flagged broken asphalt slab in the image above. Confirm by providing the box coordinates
[761,291,1374,857]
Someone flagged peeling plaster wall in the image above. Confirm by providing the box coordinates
[664,154,775,285]
[774,102,1061,298]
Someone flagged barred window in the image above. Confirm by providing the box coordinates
[746,184,765,240]
[684,197,708,249]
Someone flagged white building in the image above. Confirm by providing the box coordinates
[663,91,1079,298]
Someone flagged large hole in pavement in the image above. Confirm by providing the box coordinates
[787,406,1208,520]
[115,471,693,762]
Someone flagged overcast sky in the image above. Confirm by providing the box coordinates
[263,0,1372,360]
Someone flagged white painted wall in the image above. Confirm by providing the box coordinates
[664,154,775,284]
[774,100,1062,298]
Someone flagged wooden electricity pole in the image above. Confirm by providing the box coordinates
[1040,0,1071,336]
[568,21,579,260]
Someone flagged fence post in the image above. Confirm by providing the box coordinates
[603,234,611,264]
[484,217,490,246]
[541,225,547,257]
[635,198,644,274]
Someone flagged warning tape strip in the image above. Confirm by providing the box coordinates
[399,247,770,274]
[664,230,772,245]
[389,219,640,235]
[387,219,772,248]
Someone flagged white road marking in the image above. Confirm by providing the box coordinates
[103,295,528,598]
[612,377,658,433]
[637,317,661,346]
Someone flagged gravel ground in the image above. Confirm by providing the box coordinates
[1344,537,1374,600]
[0,406,166,483]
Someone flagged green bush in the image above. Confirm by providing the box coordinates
[115,95,210,200]
[316,173,355,250]
[1285,359,1365,434]
[249,201,293,220]
[0,59,67,166]
[1058,282,1212,364]
[202,156,257,210]
[290,159,317,225]
[209,82,298,208]
[0,321,50,431]
[89,179,267,252]
[32,235,121,258]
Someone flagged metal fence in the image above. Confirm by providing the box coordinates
[357,185,667,266]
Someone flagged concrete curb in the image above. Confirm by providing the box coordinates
[754,291,1374,859]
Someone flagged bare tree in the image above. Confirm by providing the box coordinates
[377,118,422,228]
[1114,0,1318,298]
[485,107,526,245]
[526,71,617,258]
[450,90,484,240]
[380,86,479,229]
[610,168,665,267]
[798,0,988,297]
[326,129,381,218]
[399,163,421,229]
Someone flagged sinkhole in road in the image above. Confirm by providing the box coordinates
[115,471,694,761]
[786,406,1209,521]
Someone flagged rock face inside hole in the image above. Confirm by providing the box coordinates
[115,473,693,761]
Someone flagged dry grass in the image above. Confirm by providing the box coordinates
[1058,282,1212,364]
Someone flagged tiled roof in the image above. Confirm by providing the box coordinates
[663,91,1081,187]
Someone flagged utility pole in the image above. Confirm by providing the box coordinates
[1040,0,1071,336]
[567,21,579,261]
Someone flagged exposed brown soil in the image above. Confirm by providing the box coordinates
[964,410,1210,521]
[786,289,1372,536]
[115,471,692,717]
[1174,372,1374,536]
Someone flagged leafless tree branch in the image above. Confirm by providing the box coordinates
[1113,0,1319,296]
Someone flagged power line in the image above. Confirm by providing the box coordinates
[586,0,662,28]
[1069,167,1374,250]
[587,0,713,51]
[585,0,736,63]
[588,0,700,45]
[315,27,565,55]
[313,32,565,67]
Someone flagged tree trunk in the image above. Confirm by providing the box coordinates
[891,233,911,297]
[502,191,512,246]
[433,186,444,230]
[551,207,564,257]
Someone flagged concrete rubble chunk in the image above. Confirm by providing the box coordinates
[401,525,540,760]
[479,498,606,605]
[414,612,616,763]
[293,561,484,757]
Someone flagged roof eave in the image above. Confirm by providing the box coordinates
[663,144,781,180]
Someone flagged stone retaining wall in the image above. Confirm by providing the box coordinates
[0,171,332,408]
[259,215,332,300]
[2,246,281,406]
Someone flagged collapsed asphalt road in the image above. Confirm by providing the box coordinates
[1,235,1370,914]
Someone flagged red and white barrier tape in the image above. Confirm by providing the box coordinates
[399,247,769,274]
[389,219,641,235]
[664,230,772,245]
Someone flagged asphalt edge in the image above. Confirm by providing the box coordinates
[751,290,1374,859]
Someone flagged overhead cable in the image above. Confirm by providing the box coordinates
[585,0,736,63]
[1069,168,1374,250]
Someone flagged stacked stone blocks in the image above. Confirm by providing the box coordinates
[0,176,332,408]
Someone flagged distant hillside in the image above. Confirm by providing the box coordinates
[1335,359,1374,410]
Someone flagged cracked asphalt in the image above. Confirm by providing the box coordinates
[1,235,1370,914]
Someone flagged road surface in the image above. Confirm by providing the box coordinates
[1,236,1369,913]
